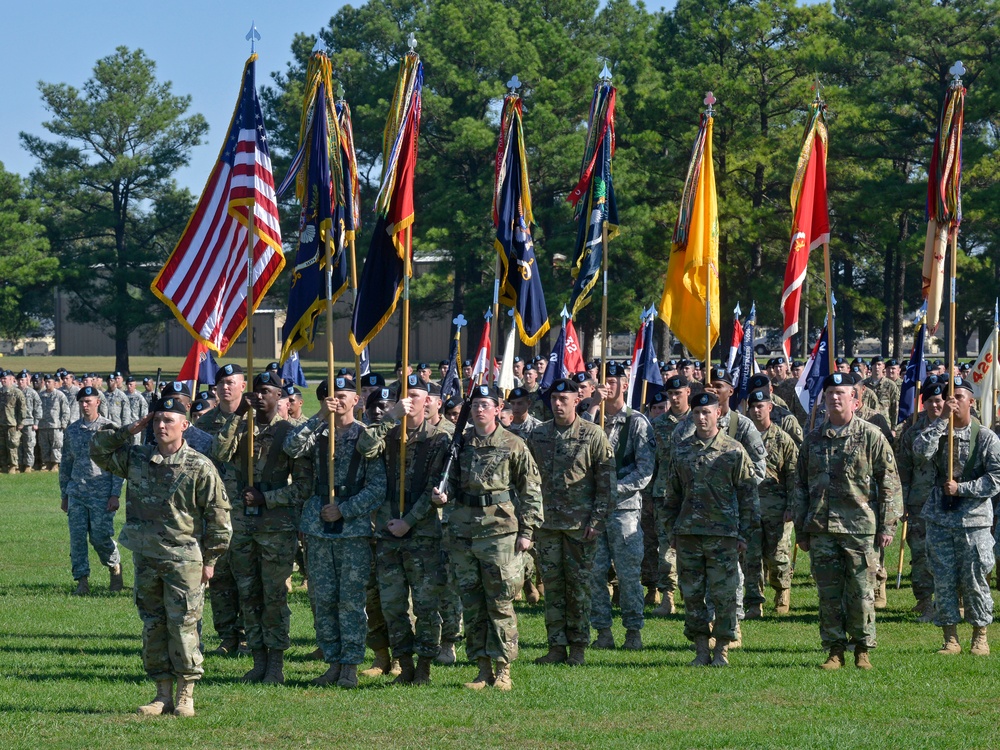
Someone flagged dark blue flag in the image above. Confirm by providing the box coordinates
[898,319,927,424]
[731,303,756,410]
[197,348,219,386]
[440,338,461,401]
[797,322,830,415]
[281,350,308,387]
[629,319,664,410]
[540,326,568,396]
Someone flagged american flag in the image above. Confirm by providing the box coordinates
[152,56,284,355]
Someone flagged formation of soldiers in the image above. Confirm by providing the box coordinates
[6,348,1000,715]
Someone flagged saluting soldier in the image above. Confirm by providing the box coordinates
[433,384,543,690]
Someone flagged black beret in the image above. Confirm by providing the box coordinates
[887,359,899,367]
[953,376,974,394]
[747,373,770,390]
[822,372,850,389]
[443,396,461,410]
[834,357,848,366]
[43,373,56,381]
[648,390,669,406]
[361,373,385,388]
[334,377,355,393]
[691,391,719,408]
[870,356,884,364]
[253,372,282,390]
[507,387,531,401]
[747,389,771,405]
[142,377,151,384]
[406,374,430,393]
[439,360,449,368]
[851,357,865,365]
[163,381,192,399]
[773,356,786,366]
[709,366,733,385]
[218,363,243,377]
[280,384,296,398]
[571,372,588,384]
[462,360,472,367]
[470,384,501,403]
[532,355,544,363]
[850,365,862,374]
[337,367,354,377]
[125,376,136,383]
[197,390,211,401]
[418,362,430,370]
[76,386,99,401]
[366,387,396,409]
[513,356,523,363]
[548,378,579,394]
[265,361,280,372]
[848,372,863,384]
[665,359,678,368]
[193,401,209,413]
[427,383,442,396]
[678,358,693,368]
[624,359,633,367]
[605,360,626,378]
[920,380,944,398]
[791,360,803,368]
[664,375,689,390]
[154,396,189,416]
[523,362,536,372]
[959,363,971,372]
[765,358,776,368]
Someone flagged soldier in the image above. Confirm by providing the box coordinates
[526,378,614,666]
[864,356,901,426]
[60,372,81,423]
[0,370,26,473]
[507,387,541,441]
[794,372,902,670]
[887,359,902,385]
[125,376,149,445]
[16,371,41,472]
[771,357,810,426]
[285,386,305,424]
[522,363,547,421]
[662,391,759,667]
[284,376,386,688]
[745,388,798,614]
[433,384,543,690]
[357,375,450,684]
[747,373,803,446]
[104,371,133,427]
[91,396,231,718]
[59,385,124,595]
[38,374,71,471]
[211,372,312,685]
[587,362,654,651]
[912,377,1000,655]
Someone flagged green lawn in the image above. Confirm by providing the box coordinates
[2,470,999,749]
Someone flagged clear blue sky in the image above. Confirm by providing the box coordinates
[3,0,677,193]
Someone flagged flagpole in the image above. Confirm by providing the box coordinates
[399,224,412,515]
[325,227,337,510]
[349,236,362,400]
[599,221,609,428]
[704,93,715,385]
[947,228,957,486]
[245,200,256,486]
[992,300,998,426]
[455,320,464,399]
[822,242,835,373]
[490,261,501,386]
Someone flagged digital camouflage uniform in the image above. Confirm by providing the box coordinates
[60,383,80,423]
[0,382,26,472]
[663,430,760,642]
[18,384,41,469]
[794,417,902,651]
[39,387,71,464]
[285,416,386,666]
[445,424,543,663]
[60,415,124,580]
[526,418,614,648]
[127,391,149,445]
[894,412,936,604]
[212,412,312,653]
[90,426,231,683]
[746,424,798,604]
[650,409,690,595]
[864,376,901,426]
[913,417,1000,628]
[591,407,655,635]
[358,417,450,660]
[105,387,133,427]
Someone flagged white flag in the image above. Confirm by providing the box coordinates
[970,327,997,426]
[498,326,517,392]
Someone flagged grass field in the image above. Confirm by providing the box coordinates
[3,469,1000,750]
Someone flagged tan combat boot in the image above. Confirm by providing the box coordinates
[623,629,643,651]
[263,650,285,684]
[937,625,962,655]
[644,586,661,606]
[711,638,730,667]
[493,660,513,691]
[72,576,89,596]
[337,664,359,689]
[241,649,268,682]
[311,663,341,687]
[652,591,675,616]
[874,578,888,610]
[109,564,123,593]
[534,646,567,665]
[462,657,494,690]
[688,636,712,667]
[392,653,416,684]
[136,679,174,716]
[592,627,615,650]
[412,656,433,685]
[820,646,846,670]
[971,626,990,656]
[360,647,392,676]
[854,645,873,670]
[173,677,195,717]
[523,578,541,604]
[567,644,586,666]
[435,641,457,665]
[729,621,742,650]
[774,588,790,615]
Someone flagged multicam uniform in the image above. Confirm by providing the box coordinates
[650,409,689,598]
[864,376,901,426]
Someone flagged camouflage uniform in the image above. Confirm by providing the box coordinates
[0,382,26,472]
[895,412,936,604]
[60,415,124,580]
[507,414,542,441]
[772,403,804,447]
[91,426,231,683]
[18,384,41,469]
[773,378,809,426]
[212,412,312,653]
[38,387,71,464]
[433,415,465,653]
[591,407,655,635]
[526,418,614,648]
[525,386,548,422]
[507,415,543,591]
[105,387,132,427]
[445,424,543,662]
[794,417,902,651]
[857,404,894,442]
[746,424,798,604]
[650,409,690,594]
[127,391,149,445]
[358,417,450,660]
[864,376,900,426]
[285,416,386,666]
[663,428,759,641]
[913,418,1000,627]
[60,383,80,423]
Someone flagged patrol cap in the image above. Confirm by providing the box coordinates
[920,379,945,398]
[747,389,771,405]
[953,376,974,394]
[664,375,689,391]
[709,366,733,385]
[605,360,626,378]
[361,373,385,388]
[153,396,189,416]
[747,373,771,390]
[691,391,719,408]
[77,386,99,401]
[252,372,282,390]
[218,363,244,378]
[366,387,395,409]
[406,374,431,393]
[507,387,531,401]
[163,381,193,399]
[547,378,579,394]
[470,384,501,403]
[822,372,850,389]
[648,390,669,406]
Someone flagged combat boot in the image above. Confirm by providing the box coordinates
[971,626,990,656]
[237,638,251,657]
[688,636,711,667]
[412,656,433,685]
[918,601,937,624]
[567,644,586,666]
[311,664,341,686]
[361,647,392,676]
[523,578,541,604]
[644,586,661,606]
[874,579,888,610]
[592,627,615,649]
[652,591,674,616]
[173,677,195,717]
[109,564,123,593]
[911,598,931,615]
[623,629,643,651]
[136,679,174,716]
[534,646,567,665]
[745,603,763,620]
[241,649,268,682]
[462,657,494,690]
[493,660,513,692]
[711,638,730,667]
[820,646,846,670]
[435,642,457,665]
[392,653,416,684]
[729,621,742,650]
[937,625,962,655]
[307,646,324,660]
[72,576,89,596]
[774,588,790,615]
[263,650,285,684]
[337,664,359,689]
[854,646,873,670]
[21,466,32,473]
[213,635,240,657]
